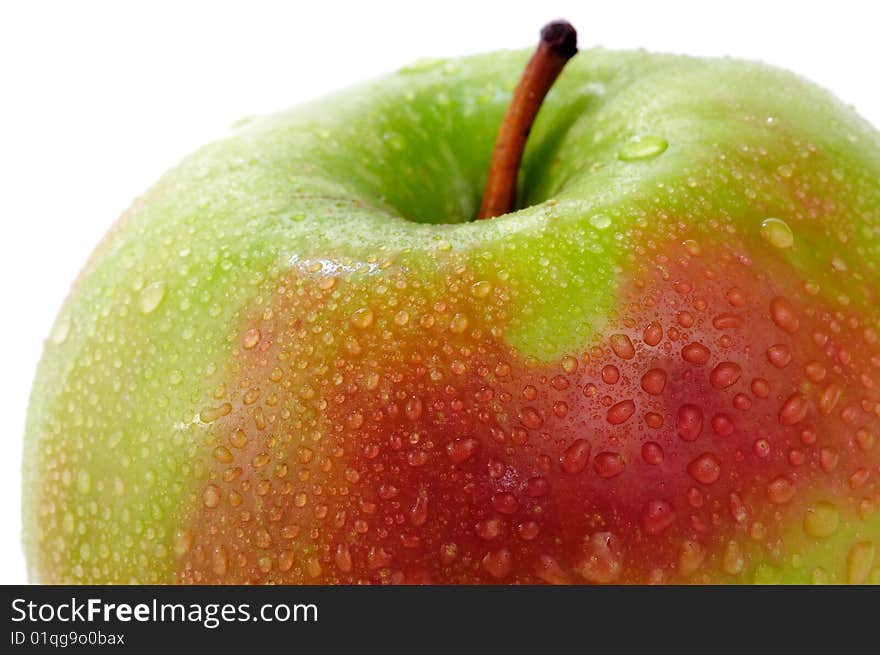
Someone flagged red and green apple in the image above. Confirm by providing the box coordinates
[23,21,880,584]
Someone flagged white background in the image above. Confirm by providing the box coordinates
[1,0,878,583]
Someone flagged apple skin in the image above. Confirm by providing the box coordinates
[23,47,880,584]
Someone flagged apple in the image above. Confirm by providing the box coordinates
[23,21,880,584]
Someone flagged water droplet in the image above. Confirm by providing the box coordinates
[855,427,875,452]
[819,447,839,472]
[138,281,166,314]
[561,439,591,474]
[518,521,540,541]
[678,540,705,577]
[760,218,794,248]
[173,530,192,557]
[446,437,479,464]
[711,413,734,437]
[767,476,795,504]
[753,563,781,584]
[766,344,792,368]
[410,490,429,526]
[687,453,721,485]
[589,214,612,229]
[609,334,635,359]
[712,313,742,329]
[482,549,514,579]
[335,543,353,573]
[818,383,842,415]
[384,131,406,150]
[525,476,549,497]
[602,364,620,384]
[400,57,443,74]
[804,361,826,382]
[682,342,711,365]
[476,518,502,541]
[803,502,840,538]
[578,532,623,583]
[594,452,626,478]
[846,541,875,584]
[519,407,544,430]
[677,404,703,441]
[306,557,323,578]
[76,470,91,494]
[534,554,570,585]
[641,368,667,395]
[449,313,469,334]
[726,287,747,307]
[753,438,771,458]
[728,493,749,523]
[641,499,676,535]
[242,328,261,349]
[642,442,664,465]
[492,492,519,514]
[405,397,423,421]
[351,307,374,329]
[618,135,668,161]
[643,322,663,346]
[751,378,770,398]
[779,393,808,425]
[50,312,71,344]
[770,297,799,333]
[203,484,221,508]
[211,545,228,576]
[710,362,742,389]
[200,403,232,423]
[470,280,492,298]
[718,540,743,575]
[606,399,635,425]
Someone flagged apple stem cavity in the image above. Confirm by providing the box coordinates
[477,20,578,220]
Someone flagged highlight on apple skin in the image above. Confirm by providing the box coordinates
[22,28,880,584]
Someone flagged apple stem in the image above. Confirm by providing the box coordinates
[477,20,578,220]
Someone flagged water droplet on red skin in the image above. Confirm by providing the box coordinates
[767,477,796,504]
[446,438,480,464]
[641,368,667,395]
[594,452,626,478]
[766,344,792,368]
[688,453,722,485]
[482,548,514,578]
[561,439,591,474]
[641,499,676,535]
[712,313,743,329]
[607,399,636,425]
[610,333,635,359]
[682,342,711,365]
[710,361,742,389]
[770,297,799,333]
[779,393,809,425]
[711,413,735,437]
[533,554,570,585]
[642,442,664,465]
[677,404,704,441]
[643,322,663,346]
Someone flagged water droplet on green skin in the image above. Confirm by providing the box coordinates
[760,218,794,249]
[50,312,71,344]
[618,135,668,161]
[589,214,611,230]
[77,470,91,494]
[138,281,166,314]
[384,132,407,151]
[399,58,443,74]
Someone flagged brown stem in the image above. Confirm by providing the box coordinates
[477,20,578,220]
